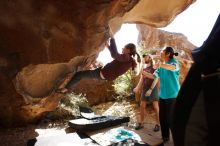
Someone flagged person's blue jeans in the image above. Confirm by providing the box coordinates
[66,67,103,90]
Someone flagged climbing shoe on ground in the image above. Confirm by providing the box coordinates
[153,124,160,132]
[135,123,144,130]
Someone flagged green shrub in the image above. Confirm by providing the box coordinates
[112,69,136,100]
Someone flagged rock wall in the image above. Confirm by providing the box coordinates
[73,79,116,106]
[0,0,195,126]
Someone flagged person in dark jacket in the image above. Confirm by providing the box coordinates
[172,14,220,146]
[57,37,141,93]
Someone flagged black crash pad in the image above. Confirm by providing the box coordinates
[68,116,130,132]
[69,106,130,132]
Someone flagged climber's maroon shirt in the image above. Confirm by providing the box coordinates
[101,38,136,81]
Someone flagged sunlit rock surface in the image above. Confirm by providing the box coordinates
[0,0,194,126]
[110,0,195,32]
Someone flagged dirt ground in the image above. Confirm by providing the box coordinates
[0,99,158,146]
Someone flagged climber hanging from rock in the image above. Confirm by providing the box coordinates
[56,27,141,94]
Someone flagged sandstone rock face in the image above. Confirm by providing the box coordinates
[110,0,195,32]
[73,79,115,106]
[137,25,195,84]
[0,0,194,126]
[14,56,91,103]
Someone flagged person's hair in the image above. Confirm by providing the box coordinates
[124,43,141,70]
[143,54,153,67]
[164,46,178,59]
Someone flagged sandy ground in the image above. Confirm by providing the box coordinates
[0,99,169,146]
